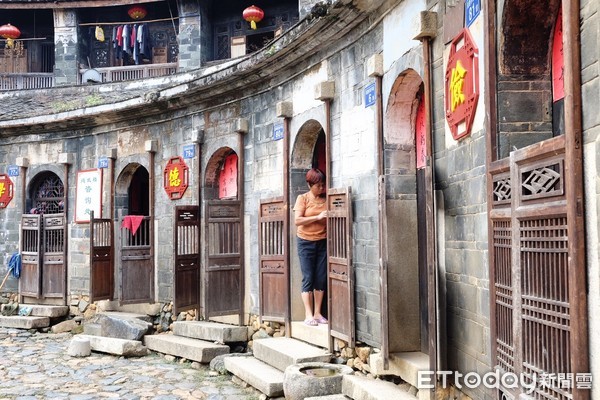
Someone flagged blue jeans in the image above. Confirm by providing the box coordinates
[297,238,327,292]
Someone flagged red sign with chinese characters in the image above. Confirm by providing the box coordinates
[219,153,238,199]
[0,173,14,208]
[163,156,189,200]
[552,7,564,102]
[416,98,426,169]
[445,28,479,141]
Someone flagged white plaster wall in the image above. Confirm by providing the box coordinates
[383,0,426,72]
[339,104,376,175]
[584,141,600,399]
[292,62,329,115]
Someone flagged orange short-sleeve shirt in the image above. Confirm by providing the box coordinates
[293,192,327,241]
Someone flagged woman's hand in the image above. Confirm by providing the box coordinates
[317,210,328,220]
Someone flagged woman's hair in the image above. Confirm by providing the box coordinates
[305,168,325,186]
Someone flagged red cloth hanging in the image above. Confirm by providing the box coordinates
[121,215,144,236]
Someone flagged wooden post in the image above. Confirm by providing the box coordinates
[238,129,246,327]
[562,0,589,398]
[283,115,291,337]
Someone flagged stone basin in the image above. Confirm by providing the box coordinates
[283,362,354,400]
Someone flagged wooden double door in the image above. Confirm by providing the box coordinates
[258,188,354,348]
[20,213,66,304]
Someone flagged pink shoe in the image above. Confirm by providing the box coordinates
[304,318,318,326]
[315,316,328,324]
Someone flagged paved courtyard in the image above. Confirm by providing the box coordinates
[0,328,263,400]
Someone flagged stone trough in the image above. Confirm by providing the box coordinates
[283,362,354,400]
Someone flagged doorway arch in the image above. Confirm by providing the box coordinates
[115,163,154,304]
[203,147,244,324]
[20,170,67,305]
[382,69,427,354]
[289,120,327,334]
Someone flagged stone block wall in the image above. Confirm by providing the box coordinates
[496,78,554,158]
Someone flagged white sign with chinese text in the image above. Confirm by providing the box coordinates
[75,169,103,223]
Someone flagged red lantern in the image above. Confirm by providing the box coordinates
[243,5,264,30]
[0,23,21,48]
[128,5,147,20]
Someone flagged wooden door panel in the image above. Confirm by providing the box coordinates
[41,214,65,298]
[174,206,201,316]
[205,200,242,320]
[90,214,114,302]
[20,215,42,298]
[490,135,581,400]
[259,198,288,323]
[327,187,354,347]
[120,216,153,304]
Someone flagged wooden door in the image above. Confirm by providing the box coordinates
[90,211,114,302]
[173,206,201,317]
[490,135,586,399]
[20,214,42,299]
[258,197,289,323]
[42,213,66,299]
[205,200,243,323]
[327,187,354,348]
[120,215,153,304]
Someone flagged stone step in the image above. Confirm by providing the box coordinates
[25,304,69,318]
[253,337,331,372]
[306,395,352,400]
[369,351,429,388]
[144,333,230,363]
[77,334,148,357]
[172,320,247,343]
[99,311,153,323]
[342,374,417,400]
[0,315,50,329]
[291,320,329,348]
[224,355,284,397]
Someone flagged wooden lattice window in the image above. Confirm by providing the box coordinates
[493,219,514,373]
[31,172,64,215]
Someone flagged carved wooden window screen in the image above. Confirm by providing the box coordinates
[32,173,64,215]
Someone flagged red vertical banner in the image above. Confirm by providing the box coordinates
[552,6,564,102]
[219,153,238,199]
[416,98,427,169]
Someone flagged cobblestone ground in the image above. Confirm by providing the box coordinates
[0,328,263,400]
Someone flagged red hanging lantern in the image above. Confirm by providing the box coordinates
[243,5,264,30]
[128,5,147,20]
[0,23,21,48]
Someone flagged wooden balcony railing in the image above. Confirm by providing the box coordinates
[0,73,54,91]
[79,63,178,84]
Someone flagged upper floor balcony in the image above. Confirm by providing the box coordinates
[0,0,301,91]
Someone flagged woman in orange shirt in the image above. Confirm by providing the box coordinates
[293,168,328,326]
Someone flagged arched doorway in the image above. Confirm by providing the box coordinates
[382,70,429,356]
[203,147,244,325]
[20,171,67,305]
[487,1,588,399]
[115,163,153,304]
[289,120,327,344]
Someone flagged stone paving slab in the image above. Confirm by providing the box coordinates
[0,315,50,329]
[27,305,69,318]
[224,355,284,397]
[305,395,352,399]
[77,334,148,357]
[0,328,264,399]
[253,337,331,372]
[342,374,417,400]
[173,320,248,343]
[144,333,230,363]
